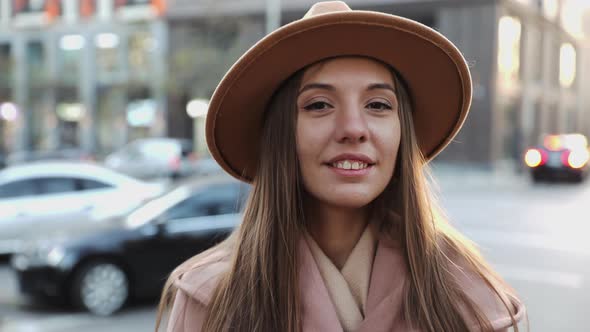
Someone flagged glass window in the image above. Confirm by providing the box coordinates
[0,179,39,198]
[178,140,194,157]
[128,31,155,78]
[164,183,243,221]
[498,15,522,83]
[116,0,152,7]
[139,140,178,161]
[96,32,121,77]
[26,41,46,84]
[78,178,112,190]
[58,34,83,84]
[38,177,77,194]
[120,141,142,159]
[0,44,12,88]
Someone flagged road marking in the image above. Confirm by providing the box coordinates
[491,263,584,289]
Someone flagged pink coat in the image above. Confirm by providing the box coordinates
[166,235,525,332]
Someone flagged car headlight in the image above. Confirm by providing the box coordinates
[12,243,68,269]
[47,247,66,266]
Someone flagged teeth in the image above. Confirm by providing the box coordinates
[332,160,369,170]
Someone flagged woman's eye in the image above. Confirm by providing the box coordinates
[366,101,393,111]
[303,101,332,111]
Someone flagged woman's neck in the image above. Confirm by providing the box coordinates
[306,202,370,269]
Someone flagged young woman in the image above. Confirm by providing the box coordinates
[157,2,525,331]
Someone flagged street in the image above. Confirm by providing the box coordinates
[1,171,589,331]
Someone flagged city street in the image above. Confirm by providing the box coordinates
[1,170,589,331]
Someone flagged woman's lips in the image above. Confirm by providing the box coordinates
[327,163,373,177]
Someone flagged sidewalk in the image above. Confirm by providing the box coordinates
[428,161,530,191]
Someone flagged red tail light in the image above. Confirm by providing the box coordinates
[169,156,181,170]
[188,152,198,162]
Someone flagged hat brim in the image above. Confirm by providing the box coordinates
[206,11,472,183]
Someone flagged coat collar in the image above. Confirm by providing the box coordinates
[174,233,524,332]
[298,232,411,332]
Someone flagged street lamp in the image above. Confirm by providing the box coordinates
[186,99,209,118]
[0,102,18,122]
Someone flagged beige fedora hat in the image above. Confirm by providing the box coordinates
[206,1,472,182]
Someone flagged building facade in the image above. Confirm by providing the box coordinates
[0,0,169,158]
[0,0,585,168]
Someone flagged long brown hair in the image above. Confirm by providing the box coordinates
[156,57,521,332]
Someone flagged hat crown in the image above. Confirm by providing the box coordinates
[303,1,352,18]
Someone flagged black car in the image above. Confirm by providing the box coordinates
[524,133,590,183]
[10,175,249,315]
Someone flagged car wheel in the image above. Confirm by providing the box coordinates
[71,261,129,316]
[572,173,584,183]
[531,172,543,183]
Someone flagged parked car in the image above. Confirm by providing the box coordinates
[11,175,249,316]
[524,133,590,183]
[0,161,166,255]
[104,138,198,180]
[193,157,224,177]
[6,148,95,165]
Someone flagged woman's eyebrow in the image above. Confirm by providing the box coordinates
[298,82,396,95]
[298,83,335,95]
[367,83,396,93]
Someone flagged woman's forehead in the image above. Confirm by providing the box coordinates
[301,56,395,87]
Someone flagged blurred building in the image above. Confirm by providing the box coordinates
[0,0,585,168]
[0,0,169,158]
[168,0,587,167]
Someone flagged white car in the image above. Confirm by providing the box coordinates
[0,161,166,255]
[104,138,198,180]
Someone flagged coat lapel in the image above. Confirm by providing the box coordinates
[298,233,413,332]
[298,237,344,332]
[358,235,414,332]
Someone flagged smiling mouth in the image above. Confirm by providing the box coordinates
[328,160,375,170]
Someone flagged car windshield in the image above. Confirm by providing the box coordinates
[124,186,192,228]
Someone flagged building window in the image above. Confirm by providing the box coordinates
[97,86,126,153]
[58,34,84,84]
[0,44,12,88]
[559,42,576,88]
[528,26,543,82]
[128,30,155,79]
[498,15,522,84]
[95,32,121,78]
[26,40,46,84]
[56,87,82,148]
[126,86,158,140]
[542,0,559,20]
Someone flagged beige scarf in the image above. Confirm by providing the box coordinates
[305,224,377,332]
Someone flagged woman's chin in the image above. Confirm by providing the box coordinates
[319,191,377,209]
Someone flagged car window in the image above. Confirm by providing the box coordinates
[38,177,77,195]
[163,183,244,221]
[120,142,142,159]
[140,141,178,160]
[179,141,194,157]
[0,179,39,199]
[78,179,113,191]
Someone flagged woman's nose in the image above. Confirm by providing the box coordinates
[335,106,369,144]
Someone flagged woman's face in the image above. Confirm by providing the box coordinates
[296,57,401,209]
